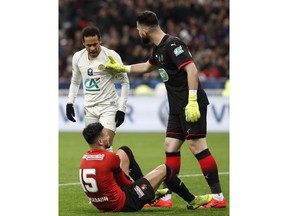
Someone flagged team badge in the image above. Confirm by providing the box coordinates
[140,184,147,191]
[87,68,93,76]
[174,45,184,56]
[98,64,105,70]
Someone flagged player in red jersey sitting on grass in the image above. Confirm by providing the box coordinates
[79,122,212,212]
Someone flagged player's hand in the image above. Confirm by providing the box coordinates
[105,56,127,73]
[66,103,76,122]
[185,94,200,122]
[115,110,125,127]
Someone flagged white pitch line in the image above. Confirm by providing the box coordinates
[59,171,229,187]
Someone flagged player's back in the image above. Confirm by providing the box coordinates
[79,149,126,212]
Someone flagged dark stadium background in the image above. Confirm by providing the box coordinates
[59,0,229,94]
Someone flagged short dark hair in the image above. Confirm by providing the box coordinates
[81,26,101,42]
[82,122,104,145]
[136,11,159,27]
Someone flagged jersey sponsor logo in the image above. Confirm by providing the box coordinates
[90,196,108,203]
[87,68,93,76]
[84,78,101,91]
[158,68,169,82]
[134,185,145,198]
[83,154,105,160]
[174,45,184,56]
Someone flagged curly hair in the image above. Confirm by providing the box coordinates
[82,122,104,145]
[81,26,101,42]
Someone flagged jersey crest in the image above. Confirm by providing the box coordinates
[87,68,93,76]
[173,45,184,56]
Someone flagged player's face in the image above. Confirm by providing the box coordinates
[137,23,150,44]
[83,36,101,59]
[100,130,110,149]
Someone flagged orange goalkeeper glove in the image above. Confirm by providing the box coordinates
[185,93,200,122]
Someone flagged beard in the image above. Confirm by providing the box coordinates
[141,36,150,44]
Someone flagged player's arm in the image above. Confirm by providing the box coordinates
[113,167,133,186]
[66,53,82,122]
[110,52,130,127]
[105,56,156,74]
[167,39,201,123]
[183,62,201,122]
[115,73,129,127]
[183,62,199,91]
[111,155,133,186]
[130,62,156,73]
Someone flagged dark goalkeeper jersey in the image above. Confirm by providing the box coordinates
[148,34,209,114]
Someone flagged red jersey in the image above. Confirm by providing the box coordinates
[79,149,132,212]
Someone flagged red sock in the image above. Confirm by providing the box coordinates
[196,148,222,194]
[165,152,181,175]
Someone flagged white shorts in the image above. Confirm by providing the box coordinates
[84,104,117,132]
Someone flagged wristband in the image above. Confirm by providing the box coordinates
[189,90,197,95]
[126,65,131,73]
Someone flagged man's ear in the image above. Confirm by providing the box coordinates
[97,138,104,147]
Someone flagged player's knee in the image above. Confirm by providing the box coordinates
[118,145,135,160]
[154,164,167,177]
[164,164,173,181]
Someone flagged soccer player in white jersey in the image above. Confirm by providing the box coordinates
[66,26,130,151]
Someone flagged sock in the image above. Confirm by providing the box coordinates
[164,152,181,196]
[164,164,194,203]
[165,151,181,174]
[195,148,222,194]
[118,146,143,181]
[212,193,224,201]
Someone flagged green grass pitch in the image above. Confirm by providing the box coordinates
[59,132,229,216]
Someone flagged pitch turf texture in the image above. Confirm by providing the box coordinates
[59,132,229,216]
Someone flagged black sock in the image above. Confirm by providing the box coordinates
[164,164,195,203]
[119,146,143,181]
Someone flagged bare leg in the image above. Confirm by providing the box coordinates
[116,149,130,176]
[144,164,166,191]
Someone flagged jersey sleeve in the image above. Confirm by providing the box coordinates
[109,50,130,113]
[67,52,82,104]
[166,38,194,70]
[116,73,129,112]
[148,49,157,66]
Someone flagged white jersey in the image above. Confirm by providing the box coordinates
[67,46,129,112]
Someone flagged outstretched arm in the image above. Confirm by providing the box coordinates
[105,56,156,74]
[130,62,156,73]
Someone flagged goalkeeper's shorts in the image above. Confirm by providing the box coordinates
[166,106,207,140]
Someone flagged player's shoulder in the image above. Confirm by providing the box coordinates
[97,150,118,158]
[101,46,120,58]
[165,35,185,46]
[73,48,86,59]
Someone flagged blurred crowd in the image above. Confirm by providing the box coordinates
[59,0,229,91]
